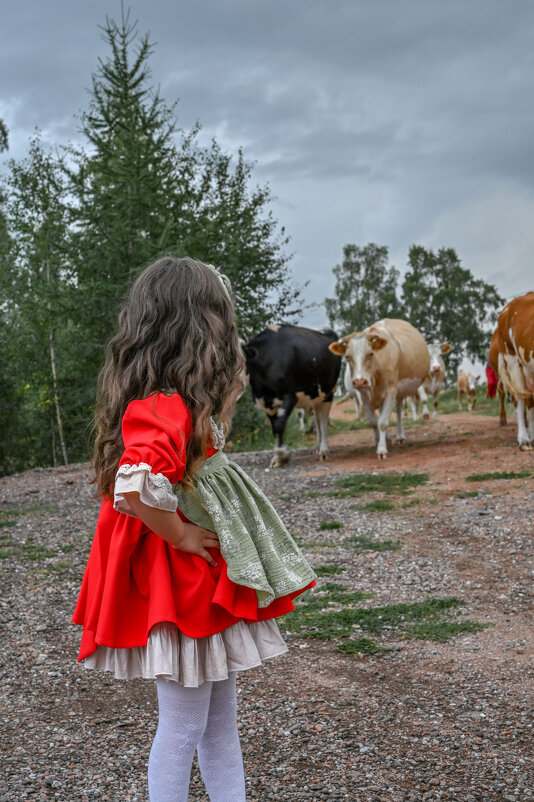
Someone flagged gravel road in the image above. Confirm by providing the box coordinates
[0,409,532,801]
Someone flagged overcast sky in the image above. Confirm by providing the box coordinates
[2,0,533,333]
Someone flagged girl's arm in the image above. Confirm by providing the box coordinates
[121,491,220,567]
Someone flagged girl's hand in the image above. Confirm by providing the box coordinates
[120,491,220,566]
[174,523,220,567]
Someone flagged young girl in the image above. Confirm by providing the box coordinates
[72,256,315,802]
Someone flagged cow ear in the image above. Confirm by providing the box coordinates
[440,342,451,354]
[329,340,348,356]
[242,345,258,361]
[368,334,387,351]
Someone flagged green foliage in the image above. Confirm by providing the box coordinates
[465,470,531,482]
[401,245,504,379]
[0,11,301,477]
[318,520,343,530]
[325,243,401,335]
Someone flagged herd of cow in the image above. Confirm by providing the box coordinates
[242,291,534,466]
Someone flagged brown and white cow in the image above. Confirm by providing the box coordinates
[329,319,430,459]
[457,371,480,411]
[409,342,451,420]
[492,292,534,450]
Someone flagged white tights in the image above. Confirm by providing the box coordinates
[148,673,246,802]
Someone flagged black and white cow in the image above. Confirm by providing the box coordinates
[242,324,341,467]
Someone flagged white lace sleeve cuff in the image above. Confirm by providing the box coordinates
[114,463,178,517]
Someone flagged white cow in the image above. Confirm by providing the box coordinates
[329,319,430,458]
[409,342,451,420]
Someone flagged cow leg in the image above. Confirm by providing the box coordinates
[395,398,406,444]
[471,390,477,410]
[408,396,418,421]
[432,391,439,420]
[458,390,462,410]
[376,393,396,459]
[418,385,430,419]
[515,398,532,450]
[313,402,332,461]
[268,397,296,467]
[527,402,534,444]
[296,409,306,432]
[498,386,507,426]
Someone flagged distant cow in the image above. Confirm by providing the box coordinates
[492,292,534,450]
[243,324,341,467]
[329,319,430,459]
[457,371,479,411]
[409,342,451,420]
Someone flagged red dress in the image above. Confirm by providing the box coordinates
[72,393,309,665]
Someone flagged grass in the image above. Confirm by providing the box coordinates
[281,588,488,656]
[455,491,480,498]
[465,470,531,482]
[314,565,344,576]
[360,499,395,512]
[318,520,343,531]
[309,471,429,499]
[346,535,402,552]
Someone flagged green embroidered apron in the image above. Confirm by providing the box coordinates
[173,450,316,607]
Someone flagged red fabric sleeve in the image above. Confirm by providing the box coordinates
[118,393,192,484]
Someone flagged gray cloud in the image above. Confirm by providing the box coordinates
[2,0,534,328]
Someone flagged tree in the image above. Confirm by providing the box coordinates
[324,243,401,335]
[401,245,504,380]
[1,134,74,471]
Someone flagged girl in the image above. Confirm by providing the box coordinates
[72,256,315,801]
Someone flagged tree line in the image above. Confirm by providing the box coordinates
[324,242,504,380]
[0,12,505,478]
[0,12,301,476]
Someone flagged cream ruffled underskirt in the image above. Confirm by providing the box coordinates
[83,619,288,687]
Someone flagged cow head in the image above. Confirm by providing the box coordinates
[329,328,387,390]
[428,342,450,374]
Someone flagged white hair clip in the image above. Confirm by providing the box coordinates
[206,263,233,300]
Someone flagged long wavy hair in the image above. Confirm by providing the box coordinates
[93,256,245,497]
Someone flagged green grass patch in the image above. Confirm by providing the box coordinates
[47,561,71,572]
[465,470,531,482]
[337,638,388,655]
[318,520,343,531]
[408,620,488,642]
[0,504,59,519]
[314,565,343,577]
[0,520,16,528]
[59,544,76,553]
[21,542,56,561]
[401,498,421,508]
[455,491,480,498]
[282,590,486,653]
[311,471,429,500]
[346,535,402,552]
[0,548,17,559]
[360,499,395,512]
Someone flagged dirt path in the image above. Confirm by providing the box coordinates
[0,408,533,801]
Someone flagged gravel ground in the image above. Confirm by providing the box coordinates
[0,410,533,801]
